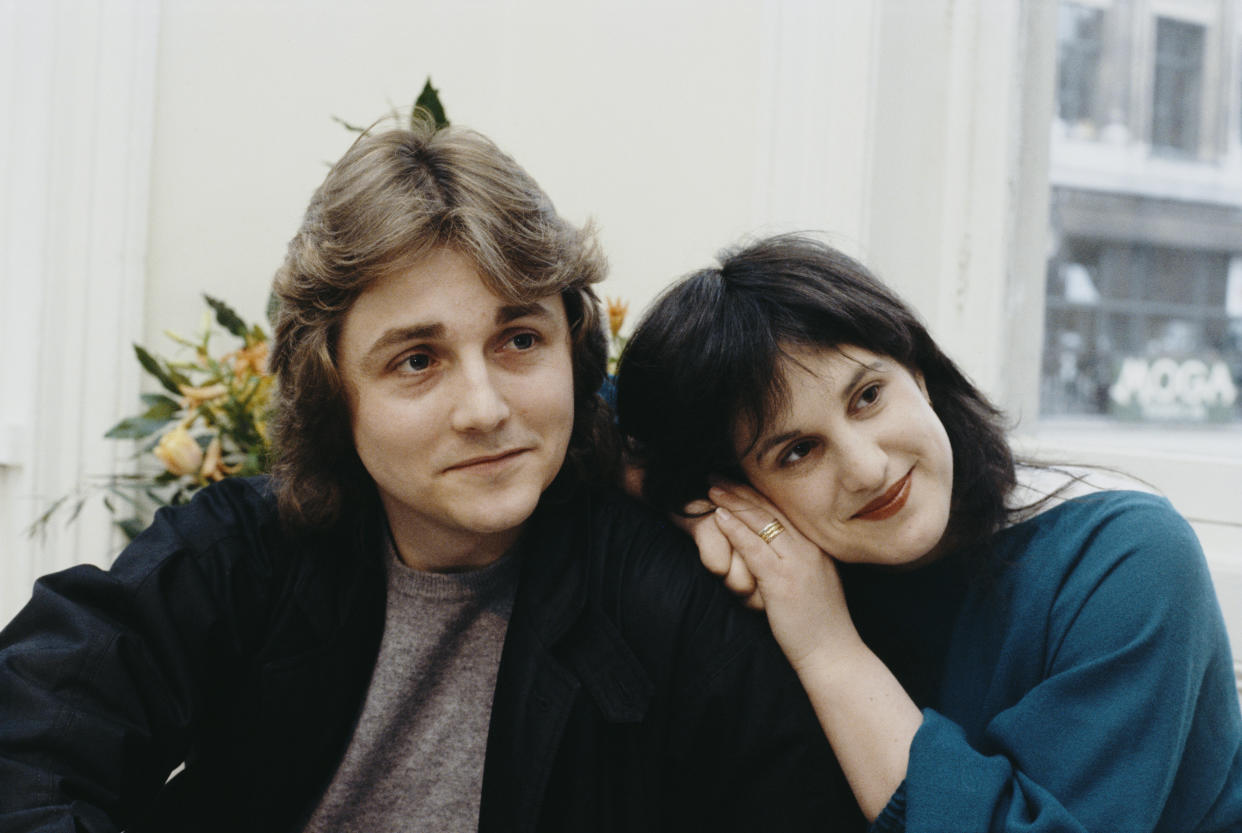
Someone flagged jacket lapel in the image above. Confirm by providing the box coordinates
[478,488,658,832]
[477,492,587,832]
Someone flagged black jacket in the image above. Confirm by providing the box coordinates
[0,477,860,832]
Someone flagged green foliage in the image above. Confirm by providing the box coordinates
[333,75,450,135]
[414,78,450,129]
[31,296,273,542]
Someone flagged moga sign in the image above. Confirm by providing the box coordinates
[1109,356,1238,422]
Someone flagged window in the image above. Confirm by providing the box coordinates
[1057,4,1104,128]
[1151,17,1205,155]
[1042,238,1241,423]
[1044,3,1242,430]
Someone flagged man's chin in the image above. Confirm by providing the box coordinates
[461,487,545,535]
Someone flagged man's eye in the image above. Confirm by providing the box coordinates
[856,383,881,408]
[403,353,432,372]
[511,332,537,350]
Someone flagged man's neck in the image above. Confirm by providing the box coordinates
[386,517,523,574]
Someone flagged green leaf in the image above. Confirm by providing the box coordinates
[141,392,179,409]
[140,394,181,421]
[105,416,174,439]
[64,496,87,526]
[330,113,367,134]
[26,494,69,539]
[117,517,147,541]
[204,295,249,338]
[134,344,184,396]
[265,290,280,329]
[414,78,449,129]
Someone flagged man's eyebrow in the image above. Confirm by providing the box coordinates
[495,302,557,325]
[362,323,444,365]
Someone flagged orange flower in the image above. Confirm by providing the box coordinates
[154,427,203,477]
[606,297,629,339]
[198,435,240,481]
[179,383,228,411]
[227,340,269,376]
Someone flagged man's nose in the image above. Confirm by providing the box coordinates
[449,359,510,433]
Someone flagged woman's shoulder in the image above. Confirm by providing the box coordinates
[1010,486,1191,547]
[994,485,1209,617]
[1006,464,1191,551]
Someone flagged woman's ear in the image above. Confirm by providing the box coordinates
[914,371,932,404]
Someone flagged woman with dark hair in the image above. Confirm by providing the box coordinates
[616,234,1242,833]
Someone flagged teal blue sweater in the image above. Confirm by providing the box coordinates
[848,491,1242,833]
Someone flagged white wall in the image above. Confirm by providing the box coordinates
[0,0,156,624]
[145,0,777,345]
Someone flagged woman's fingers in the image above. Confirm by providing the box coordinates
[713,506,782,578]
[672,496,767,609]
[723,548,758,596]
[708,485,790,543]
[690,519,732,576]
[742,587,766,611]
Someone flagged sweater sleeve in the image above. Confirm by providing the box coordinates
[871,493,1241,833]
[0,478,281,833]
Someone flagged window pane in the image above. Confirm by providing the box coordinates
[1151,17,1204,155]
[1043,241,1241,423]
[1045,3,1242,427]
[1057,4,1103,125]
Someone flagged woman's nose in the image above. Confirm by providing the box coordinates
[449,360,511,433]
[835,436,887,494]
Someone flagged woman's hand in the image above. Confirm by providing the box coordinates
[671,496,765,611]
[705,483,862,671]
[708,482,921,822]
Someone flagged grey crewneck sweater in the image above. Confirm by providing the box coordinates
[301,537,520,833]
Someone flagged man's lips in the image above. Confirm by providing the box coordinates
[444,448,530,472]
[852,470,912,521]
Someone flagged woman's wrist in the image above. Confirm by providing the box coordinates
[788,630,872,683]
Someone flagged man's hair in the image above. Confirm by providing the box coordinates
[269,115,611,531]
[616,233,1016,552]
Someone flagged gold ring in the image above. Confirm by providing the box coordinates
[757,519,785,544]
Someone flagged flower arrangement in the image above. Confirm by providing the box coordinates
[31,296,273,540]
[606,296,629,374]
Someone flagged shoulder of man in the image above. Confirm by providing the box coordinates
[563,486,777,685]
[548,486,860,829]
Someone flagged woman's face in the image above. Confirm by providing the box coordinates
[734,345,954,568]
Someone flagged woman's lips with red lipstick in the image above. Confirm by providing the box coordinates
[852,470,912,521]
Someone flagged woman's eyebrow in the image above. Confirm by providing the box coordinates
[839,361,885,401]
[751,360,888,462]
[752,429,801,464]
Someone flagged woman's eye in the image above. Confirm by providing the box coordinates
[781,440,816,466]
[855,382,882,409]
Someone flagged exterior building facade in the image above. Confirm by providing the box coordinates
[1047,0,1242,427]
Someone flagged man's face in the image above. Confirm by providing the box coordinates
[336,247,576,571]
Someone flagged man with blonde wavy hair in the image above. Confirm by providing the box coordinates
[0,117,858,832]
